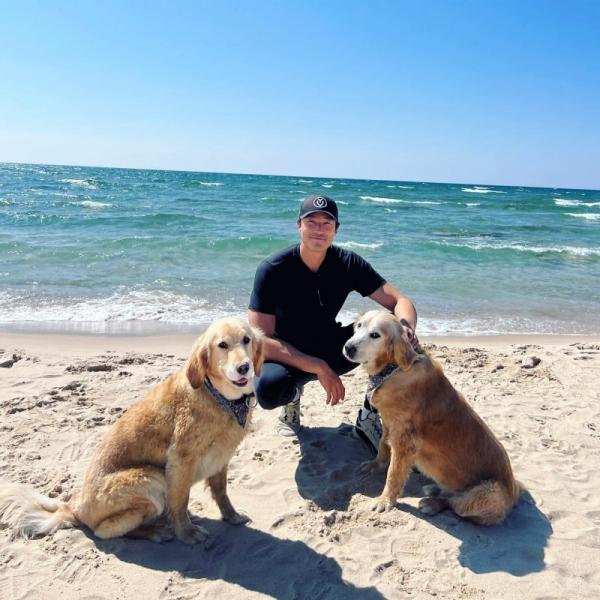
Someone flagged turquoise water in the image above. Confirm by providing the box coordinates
[1,162,599,335]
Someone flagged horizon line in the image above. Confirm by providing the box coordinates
[1,160,598,193]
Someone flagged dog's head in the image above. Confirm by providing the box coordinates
[343,310,419,373]
[186,317,264,398]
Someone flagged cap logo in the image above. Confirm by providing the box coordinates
[313,196,327,208]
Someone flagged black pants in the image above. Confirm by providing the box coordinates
[255,324,357,410]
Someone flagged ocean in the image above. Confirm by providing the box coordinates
[1,162,599,336]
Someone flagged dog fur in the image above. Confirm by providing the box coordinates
[344,310,523,525]
[0,317,264,544]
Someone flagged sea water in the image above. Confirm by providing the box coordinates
[1,163,599,335]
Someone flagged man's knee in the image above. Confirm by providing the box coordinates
[255,364,298,410]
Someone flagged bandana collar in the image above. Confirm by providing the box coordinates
[365,363,399,404]
[204,377,256,428]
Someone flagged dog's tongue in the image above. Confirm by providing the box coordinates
[235,377,248,386]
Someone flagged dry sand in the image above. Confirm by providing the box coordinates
[1,332,599,599]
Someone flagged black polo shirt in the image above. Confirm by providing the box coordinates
[249,244,385,358]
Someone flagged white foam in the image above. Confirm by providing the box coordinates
[0,290,240,325]
[322,184,334,188]
[298,179,313,183]
[565,213,600,221]
[337,241,384,250]
[465,203,480,207]
[76,200,113,209]
[462,187,506,194]
[360,196,402,204]
[383,208,397,213]
[556,199,600,207]
[432,240,600,256]
[198,181,223,186]
[61,178,97,189]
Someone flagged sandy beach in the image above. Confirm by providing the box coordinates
[1,331,600,599]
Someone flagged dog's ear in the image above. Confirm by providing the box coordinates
[392,325,419,370]
[187,334,210,389]
[250,326,265,376]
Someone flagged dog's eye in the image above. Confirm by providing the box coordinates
[243,336,250,344]
[369,332,381,339]
[356,322,362,328]
[217,341,229,349]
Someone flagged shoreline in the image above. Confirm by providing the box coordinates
[2,329,599,357]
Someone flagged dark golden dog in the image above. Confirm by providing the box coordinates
[344,310,522,525]
[0,317,264,544]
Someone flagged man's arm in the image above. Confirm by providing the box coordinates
[369,283,417,331]
[248,310,346,405]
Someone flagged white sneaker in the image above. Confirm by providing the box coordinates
[353,404,382,454]
[276,390,301,437]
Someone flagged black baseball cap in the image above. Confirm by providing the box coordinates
[298,195,339,223]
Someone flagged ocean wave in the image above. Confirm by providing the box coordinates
[360,196,439,206]
[556,198,600,207]
[298,179,313,183]
[565,213,600,221]
[61,178,97,189]
[462,187,506,194]
[465,203,480,207]
[198,181,223,187]
[432,240,600,256]
[360,196,403,204]
[75,200,113,209]
[0,290,241,325]
[322,184,334,188]
[337,241,384,250]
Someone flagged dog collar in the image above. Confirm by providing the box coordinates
[204,377,256,428]
[365,363,399,404]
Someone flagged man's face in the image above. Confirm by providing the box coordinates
[298,212,337,252]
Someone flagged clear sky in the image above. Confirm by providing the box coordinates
[1,0,599,189]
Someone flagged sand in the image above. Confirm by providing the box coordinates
[1,331,600,599]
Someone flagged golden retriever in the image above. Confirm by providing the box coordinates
[0,317,264,544]
[343,310,523,525]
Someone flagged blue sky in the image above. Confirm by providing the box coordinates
[1,1,599,188]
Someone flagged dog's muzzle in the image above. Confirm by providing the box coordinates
[343,343,357,360]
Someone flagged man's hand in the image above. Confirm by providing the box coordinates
[315,361,345,406]
[400,318,421,350]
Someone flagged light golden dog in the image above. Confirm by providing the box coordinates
[344,310,523,525]
[0,317,264,544]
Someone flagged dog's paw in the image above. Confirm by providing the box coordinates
[223,510,251,526]
[418,496,447,516]
[149,524,175,543]
[372,497,395,513]
[422,484,441,497]
[175,523,209,545]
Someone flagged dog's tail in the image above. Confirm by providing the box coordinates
[0,481,78,538]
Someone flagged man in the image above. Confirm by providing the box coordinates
[248,194,418,448]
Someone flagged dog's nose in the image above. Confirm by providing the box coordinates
[237,362,250,375]
[344,343,356,358]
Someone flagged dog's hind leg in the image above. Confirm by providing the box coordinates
[448,480,513,525]
[83,467,168,540]
[94,500,159,539]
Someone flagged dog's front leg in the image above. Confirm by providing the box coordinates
[360,422,390,475]
[207,465,250,525]
[165,452,208,545]
[373,436,415,513]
